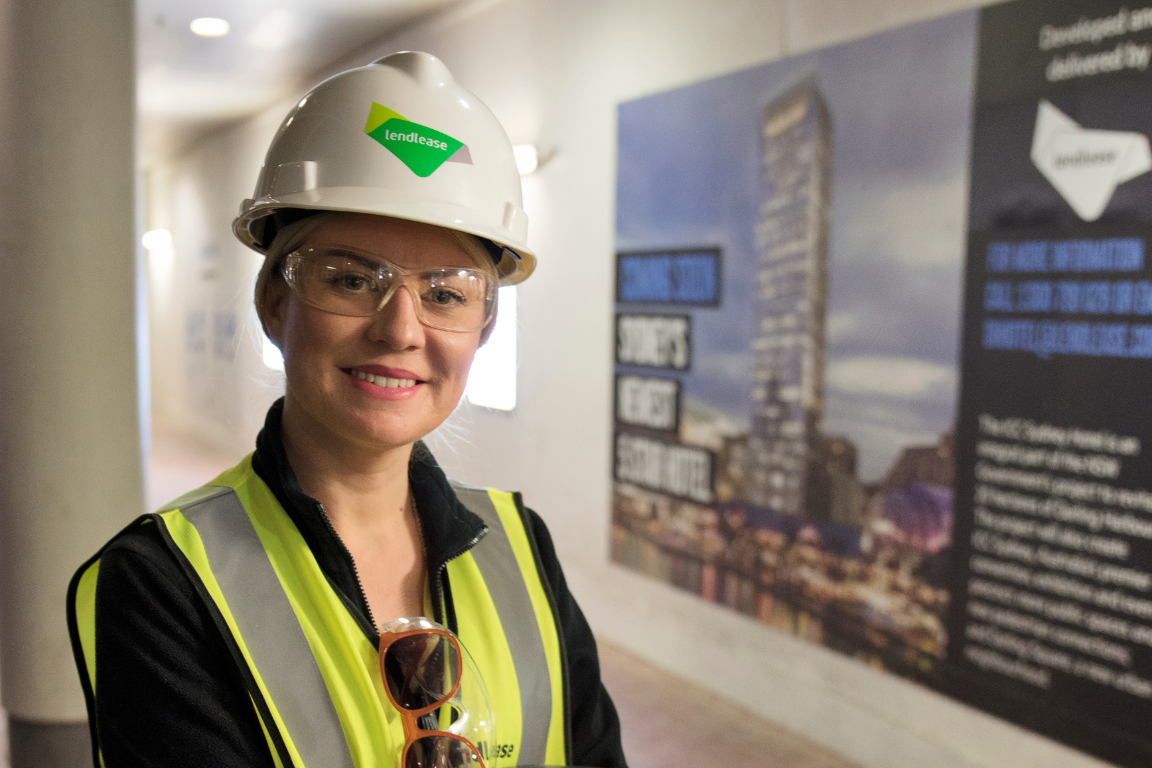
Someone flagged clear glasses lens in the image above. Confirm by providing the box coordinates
[286,247,492,331]
[383,633,462,711]
[404,735,484,768]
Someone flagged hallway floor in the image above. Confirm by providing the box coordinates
[34,429,859,768]
[599,641,859,768]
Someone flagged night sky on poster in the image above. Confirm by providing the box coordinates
[616,12,975,481]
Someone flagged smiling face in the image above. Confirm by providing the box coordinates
[262,212,488,454]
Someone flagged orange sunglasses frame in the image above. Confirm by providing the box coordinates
[378,626,489,768]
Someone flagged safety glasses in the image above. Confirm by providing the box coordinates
[379,623,489,768]
[283,245,497,332]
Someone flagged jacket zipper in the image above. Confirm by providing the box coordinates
[317,500,490,636]
[315,501,378,633]
[432,526,488,625]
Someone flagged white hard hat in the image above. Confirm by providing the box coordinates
[233,51,535,285]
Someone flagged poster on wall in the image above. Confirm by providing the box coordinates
[612,1,1152,765]
[613,2,972,689]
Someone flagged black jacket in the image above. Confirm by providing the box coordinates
[92,400,626,767]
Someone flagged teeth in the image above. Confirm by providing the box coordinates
[352,370,415,388]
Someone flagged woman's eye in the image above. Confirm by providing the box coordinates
[332,273,371,291]
[426,288,464,306]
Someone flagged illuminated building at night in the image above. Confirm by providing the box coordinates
[747,79,833,516]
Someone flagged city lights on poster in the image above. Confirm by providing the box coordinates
[612,1,1152,765]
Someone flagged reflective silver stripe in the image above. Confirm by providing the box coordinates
[175,487,354,768]
[452,483,551,766]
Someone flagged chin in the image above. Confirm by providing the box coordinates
[343,413,437,450]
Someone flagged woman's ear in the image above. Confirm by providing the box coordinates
[261,276,290,349]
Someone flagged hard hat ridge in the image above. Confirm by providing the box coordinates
[374,50,454,86]
[232,51,536,285]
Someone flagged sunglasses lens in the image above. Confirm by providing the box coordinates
[404,735,484,768]
[383,633,461,710]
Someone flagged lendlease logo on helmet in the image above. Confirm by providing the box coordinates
[364,102,473,177]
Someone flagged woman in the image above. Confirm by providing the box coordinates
[68,52,626,768]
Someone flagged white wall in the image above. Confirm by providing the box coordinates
[0,0,141,725]
[147,1,1114,766]
[146,105,291,457]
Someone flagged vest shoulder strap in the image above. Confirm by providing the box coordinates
[450,482,568,767]
[167,485,354,768]
[67,486,352,768]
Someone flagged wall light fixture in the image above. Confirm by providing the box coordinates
[190,17,230,37]
[513,144,538,176]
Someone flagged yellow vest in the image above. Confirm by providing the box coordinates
[68,455,567,768]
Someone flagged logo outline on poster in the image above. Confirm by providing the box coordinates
[1030,99,1152,221]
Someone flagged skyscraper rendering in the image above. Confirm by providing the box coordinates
[747,79,833,516]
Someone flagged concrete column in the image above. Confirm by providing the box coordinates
[0,0,141,765]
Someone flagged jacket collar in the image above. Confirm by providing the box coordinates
[249,398,488,633]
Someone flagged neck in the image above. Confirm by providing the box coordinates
[279,395,414,530]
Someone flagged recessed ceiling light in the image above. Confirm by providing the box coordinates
[190,17,230,37]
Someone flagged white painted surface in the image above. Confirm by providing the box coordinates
[146,1,1114,766]
[137,0,464,163]
[0,0,141,721]
[146,105,289,456]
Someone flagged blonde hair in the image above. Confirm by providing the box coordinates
[253,212,332,336]
[253,212,501,341]
[445,228,501,290]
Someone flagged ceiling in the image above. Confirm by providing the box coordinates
[138,0,463,164]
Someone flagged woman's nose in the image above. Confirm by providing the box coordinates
[368,283,425,348]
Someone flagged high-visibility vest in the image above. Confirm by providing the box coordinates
[67,456,568,768]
